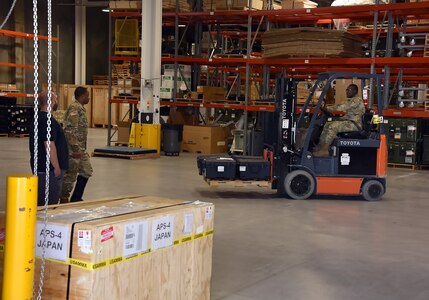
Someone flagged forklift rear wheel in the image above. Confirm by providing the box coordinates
[284,170,315,200]
[362,180,384,201]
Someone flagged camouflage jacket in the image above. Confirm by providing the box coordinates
[329,96,365,124]
[64,100,88,153]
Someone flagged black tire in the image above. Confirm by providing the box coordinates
[284,170,315,200]
[362,180,384,201]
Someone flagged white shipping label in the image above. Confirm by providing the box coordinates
[123,220,149,257]
[408,125,416,131]
[217,141,226,146]
[406,150,414,156]
[78,230,92,254]
[205,206,213,220]
[282,119,289,129]
[183,213,193,235]
[217,166,225,172]
[151,215,175,251]
[340,153,351,166]
[239,166,246,172]
[36,222,69,261]
[405,157,413,164]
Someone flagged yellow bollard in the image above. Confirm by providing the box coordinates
[2,175,37,300]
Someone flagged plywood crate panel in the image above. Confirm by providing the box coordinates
[92,86,119,126]
[0,195,214,300]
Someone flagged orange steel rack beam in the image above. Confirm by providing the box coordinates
[0,29,59,41]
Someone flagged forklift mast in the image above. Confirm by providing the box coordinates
[270,73,296,193]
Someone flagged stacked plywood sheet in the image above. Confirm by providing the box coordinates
[262,28,362,58]
[163,0,192,12]
[110,1,192,11]
[0,195,214,299]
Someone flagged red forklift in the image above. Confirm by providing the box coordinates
[198,72,387,201]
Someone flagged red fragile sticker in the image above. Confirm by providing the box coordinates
[101,226,114,242]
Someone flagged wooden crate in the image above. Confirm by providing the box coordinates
[92,86,119,127]
[0,195,214,299]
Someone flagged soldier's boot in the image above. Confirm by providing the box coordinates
[70,175,89,202]
[313,144,330,157]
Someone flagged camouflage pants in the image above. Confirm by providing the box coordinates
[319,120,360,148]
[60,152,93,202]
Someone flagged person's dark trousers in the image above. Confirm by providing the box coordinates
[37,170,64,206]
[70,175,89,202]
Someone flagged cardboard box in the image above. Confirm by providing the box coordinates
[182,125,230,154]
[196,86,226,103]
[117,120,131,143]
[168,107,199,126]
[281,0,318,9]
[0,195,214,299]
[160,87,175,99]
[334,79,363,105]
[163,64,192,75]
[215,0,264,10]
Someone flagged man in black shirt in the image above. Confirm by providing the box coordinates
[29,91,69,206]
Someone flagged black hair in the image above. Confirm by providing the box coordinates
[74,86,88,100]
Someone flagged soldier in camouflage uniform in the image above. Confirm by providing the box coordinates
[314,84,365,156]
[60,86,93,203]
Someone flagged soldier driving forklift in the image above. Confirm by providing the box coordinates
[197,72,387,201]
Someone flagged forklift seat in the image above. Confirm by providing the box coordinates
[336,110,373,139]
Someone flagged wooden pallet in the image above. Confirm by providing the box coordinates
[206,100,244,105]
[114,141,129,147]
[387,163,420,170]
[250,100,274,106]
[92,123,107,128]
[8,133,29,138]
[0,133,8,138]
[204,178,270,188]
[92,151,159,160]
[176,98,203,103]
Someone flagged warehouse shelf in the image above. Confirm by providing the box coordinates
[0,92,33,98]
[0,62,34,69]
[0,29,59,41]
[106,1,429,147]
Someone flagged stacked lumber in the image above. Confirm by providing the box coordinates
[163,0,192,12]
[204,0,266,11]
[262,28,363,58]
[110,0,192,11]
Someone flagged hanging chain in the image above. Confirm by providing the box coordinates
[36,0,53,298]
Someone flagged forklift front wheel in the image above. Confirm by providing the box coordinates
[284,170,315,200]
[361,180,384,201]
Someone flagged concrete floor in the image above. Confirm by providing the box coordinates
[1,128,429,300]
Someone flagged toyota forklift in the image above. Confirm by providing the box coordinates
[197,72,387,201]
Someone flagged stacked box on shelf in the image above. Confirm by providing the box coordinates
[110,0,192,11]
[196,86,226,103]
[383,118,423,165]
[160,64,192,99]
[215,0,265,10]
[8,105,33,135]
[281,0,318,9]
